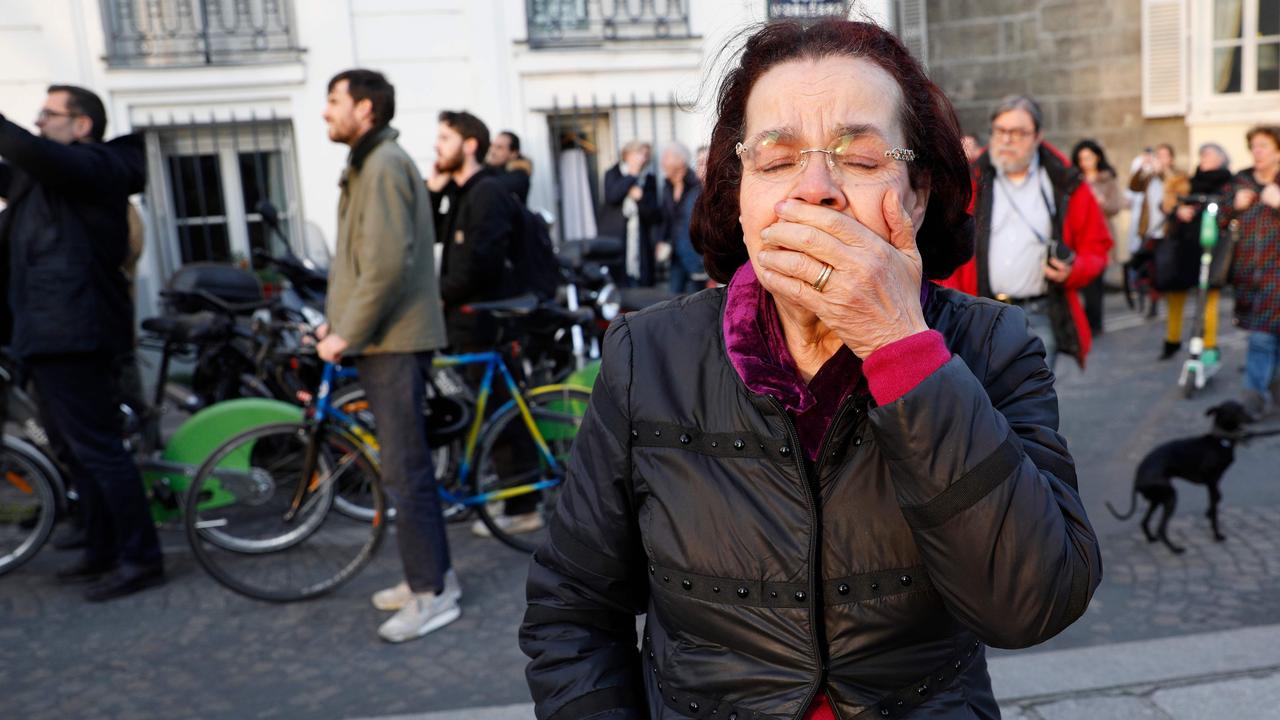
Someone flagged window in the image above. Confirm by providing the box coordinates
[1211,0,1280,94]
[143,117,301,275]
[100,0,302,67]
[526,0,692,48]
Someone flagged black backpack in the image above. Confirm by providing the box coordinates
[509,205,563,300]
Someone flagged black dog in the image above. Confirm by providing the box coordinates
[1107,401,1256,554]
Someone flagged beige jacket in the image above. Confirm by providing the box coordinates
[327,127,447,354]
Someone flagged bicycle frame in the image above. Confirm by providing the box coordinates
[309,352,569,512]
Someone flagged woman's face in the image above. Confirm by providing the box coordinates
[1076,148,1098,173]
[737,56,927,272]
[1250,133,1280,171]
[1199,147,1225,172]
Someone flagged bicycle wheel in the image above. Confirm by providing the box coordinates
[471,385,591,553]
[328,384,462,522]
[185,422,386,602]
[0,436,58,576]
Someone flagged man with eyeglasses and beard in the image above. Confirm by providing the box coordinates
[941,94,1112,371]
[1,85,162,601]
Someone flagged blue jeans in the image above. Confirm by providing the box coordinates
[1026,310,1059,371]
[354,352,451,594]
[668,246,705,294]
[1244,331,1280,396]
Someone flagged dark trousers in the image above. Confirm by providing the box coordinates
[26,353,162,570]
[636,227,656,288]
[1081,275,1105,334]
[354,352,451,594]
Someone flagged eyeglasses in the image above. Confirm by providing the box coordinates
[990,126,1035,142]
[735,130,915,185]
[36,109,79,122]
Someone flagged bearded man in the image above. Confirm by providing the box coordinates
[939,94,1112,370]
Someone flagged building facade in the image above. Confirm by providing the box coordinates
[11,1,1264,321]
[1,0,897,320]
[924,0,1278,175]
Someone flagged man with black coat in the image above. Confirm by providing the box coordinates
[428,111,521,349]
[428,111,543,536]
[598,140,660,286]
[0,86,163,601]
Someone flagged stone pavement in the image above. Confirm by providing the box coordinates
[5,292,1280,719]
[369,624,1280,719]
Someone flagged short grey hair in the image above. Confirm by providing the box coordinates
[661,141,692,166]
[1198,142,1231,168]
[990,94,1044,132]
[620,139,650,159]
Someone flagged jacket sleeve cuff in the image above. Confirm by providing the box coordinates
[864,330,951,405]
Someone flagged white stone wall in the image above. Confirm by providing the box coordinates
[1,0,894,319]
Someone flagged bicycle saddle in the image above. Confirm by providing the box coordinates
[140,312,230,344]
[556,237,624,269]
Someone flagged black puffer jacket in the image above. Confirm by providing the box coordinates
[521,284,1102,720]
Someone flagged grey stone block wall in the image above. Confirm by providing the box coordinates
[924,0,1187,168]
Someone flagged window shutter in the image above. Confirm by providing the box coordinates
[896,0,928,68]
[1142,0,1187,117]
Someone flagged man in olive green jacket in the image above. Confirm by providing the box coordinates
[319,69,460,643]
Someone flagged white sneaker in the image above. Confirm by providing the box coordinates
[470,512,545,538]
[377,591,461,643]
[371,569,462,611]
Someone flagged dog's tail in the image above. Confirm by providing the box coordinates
[1106,489,1139,520]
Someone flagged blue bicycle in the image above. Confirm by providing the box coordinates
[183,352,591,602]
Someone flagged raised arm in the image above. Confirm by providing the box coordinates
[868,306,1102,648]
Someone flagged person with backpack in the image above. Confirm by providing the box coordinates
[428,110,545,536]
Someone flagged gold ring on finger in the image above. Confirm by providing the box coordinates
[812,263,834,293]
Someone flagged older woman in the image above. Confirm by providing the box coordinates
[1227,126,1280,417]
[521,20,1101,720]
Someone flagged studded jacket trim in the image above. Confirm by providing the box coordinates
[631,420,789,459]
[647,639,985,720]
[647,560,934,609]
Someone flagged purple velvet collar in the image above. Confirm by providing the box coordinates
[722,262,931,460]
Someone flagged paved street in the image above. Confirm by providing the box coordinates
[3,291,1279,719]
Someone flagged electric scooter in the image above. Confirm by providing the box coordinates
[1178,197,1229,398]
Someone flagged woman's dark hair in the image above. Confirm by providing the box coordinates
[328,69,396,129]
[692,19,973,282]
[1070,139,1115,176]
[1246,125,1280,150]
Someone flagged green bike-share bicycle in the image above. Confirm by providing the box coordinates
[0,345,303,577]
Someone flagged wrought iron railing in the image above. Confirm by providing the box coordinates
[526,0,693,49]
[101,0,302,67]
[767,0,853,19]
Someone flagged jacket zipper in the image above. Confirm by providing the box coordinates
[813,396,858,720]
[766,395,837,720]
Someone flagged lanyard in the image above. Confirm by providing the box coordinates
[996,172,1054,246]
